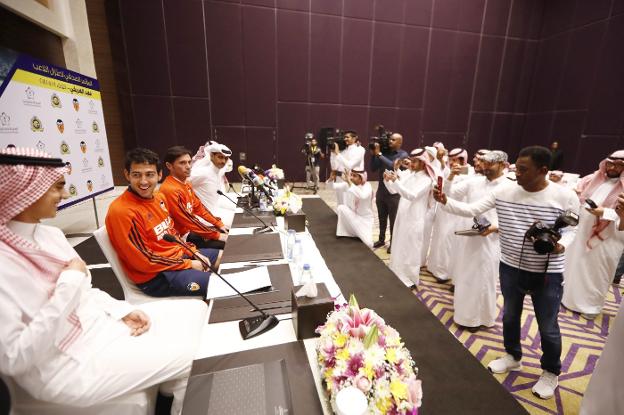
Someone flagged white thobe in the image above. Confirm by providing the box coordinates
[562,179,624,315]
[448,175,512,327]
[0,221,207,413]
[329,144,365,206]
[426,172,473,281]
[421,164,448,264]
[189,163,234,215]
[580,301,624,415]
[330,181,374,247]
[385,171,433,286]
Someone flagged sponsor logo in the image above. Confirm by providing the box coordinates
[186,201,193,212]
[72,97,79,111]
[25,87,34,100]
[153,217,173,239]
[0,112,16,134]
[86,180,93,192]
[65,161,72,175]
[68,184,77,197]
[88,100,97,115]
[23,87,41,107]
[30,116,43,132]
[159,200,168,213]
[0,112,9,126]
[92,120,99,133]
[186,282,200,292]
[51,93,62,108]
[60,141,70,155]
[56,119,64,133]
[36,141,45,151]
[82,157,89,168]
[80,140,87,154]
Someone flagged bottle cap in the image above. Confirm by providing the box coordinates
[303,263,310,270]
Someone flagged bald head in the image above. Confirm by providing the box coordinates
[390,133,403,150]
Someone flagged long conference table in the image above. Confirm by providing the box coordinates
[186,194,527,414]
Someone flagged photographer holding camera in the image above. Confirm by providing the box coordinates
[433,146,580,400]
[301,134,324,191]
[370,132,408,251]
[329,130,365,206]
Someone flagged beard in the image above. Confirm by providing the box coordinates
[606,170,622,178]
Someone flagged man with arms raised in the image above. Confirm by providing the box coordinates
[160,146,228,250]
[434,146,579,400]
[106,148,220,297]
[0,148,206,414]
[329,130,365,206]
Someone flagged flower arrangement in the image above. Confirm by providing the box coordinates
[316,295,422,415]
[265,164,285,180]
[272,187,303,216]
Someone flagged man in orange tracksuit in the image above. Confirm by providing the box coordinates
[105,148,220,297]
[159,146,228,250]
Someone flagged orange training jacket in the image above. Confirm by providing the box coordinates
[105,189,193,284]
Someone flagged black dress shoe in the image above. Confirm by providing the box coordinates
[465,326,480,333]
[386,246,391,254]
[373,240,385,249]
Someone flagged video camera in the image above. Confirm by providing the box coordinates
[369,125,393,153]
[525,210,579,254]
[326,129,347,151]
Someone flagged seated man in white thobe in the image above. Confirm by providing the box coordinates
[447,151,513,332]
[384,148,436,289]
[189,141,234,215]
[327,169,374,247]
[562,150,624,319]
[0,148,207,414]
[329,130,365,206]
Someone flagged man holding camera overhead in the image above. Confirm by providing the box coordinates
[329,130,365,206]
[434,146,579,400]
[370,131,408,252]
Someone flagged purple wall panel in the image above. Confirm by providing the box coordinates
[120,1,170,96]
[368,107,398,134]
[540,0,576,38]
[277,0,309,12]
[132,95,175,157]
[311,0,342,16]
[277,10,309,102]
[423,30,455,132]
[468,112,493,146]
[243,0,273,6]
[404,0,433,27]
[338,105,368,137]
[205,1,245,125]
[172,97,212,149]
[277,103,309,175]
[576,135,621,175]
[445,34,479,132]
[374,0,405,24]
[508,0,541,39]
[397,26,428,108]
[615,0,624,16]
[340,19,373,105]
[246,128,276,168]
[557,23,606,110]
[343,0,374,20]
[243,6,276,126]
[214,126,246,167]
[310,104,339,138]
[496,39,525,112]
[483,0,511,36]
[490,114,513,149]
[521,112,553,148]
[310,14,341,103]
[585,14,624,135]
[433,0,485,33]
[472,36,504,111]
[164,0,209,97]
[550,111,586,172]
[370,22,402,107]
[513,41,537,112]
[396,108,422,148]
[528,34,569,112]
[573,0,611,27]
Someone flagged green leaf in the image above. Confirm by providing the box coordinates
[364,324,379,349]
[348,294,359,309]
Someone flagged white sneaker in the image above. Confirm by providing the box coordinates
[532,370,558,399]
[487,354,522,374]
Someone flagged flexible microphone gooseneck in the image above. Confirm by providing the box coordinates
[228,183,244,198]
[217,190,275,234]
[163,233,279,340]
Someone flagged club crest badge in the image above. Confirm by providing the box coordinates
[187,282,200,292]
[30,116,43,132]
[92,121,99,133]
[68,184,77,197]
[51,93,62,108]
[60,141,70,155]
[98,156,104,167]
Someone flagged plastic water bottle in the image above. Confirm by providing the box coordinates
[301,263,312,285]
[286,229,296,261]
[293,236,303,271]
[259,194,267,211]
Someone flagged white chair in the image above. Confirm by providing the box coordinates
[1,375,157,415]
[93,226,159,305]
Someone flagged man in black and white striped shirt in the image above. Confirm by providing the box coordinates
[434,146,580,400]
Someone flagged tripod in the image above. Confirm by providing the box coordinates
[292,149,319,194]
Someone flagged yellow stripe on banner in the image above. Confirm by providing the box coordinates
[11,69,101,100]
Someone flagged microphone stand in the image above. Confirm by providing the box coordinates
[163,234,279,340]
[217,190,275,234]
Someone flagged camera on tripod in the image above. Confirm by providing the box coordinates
[525,210,579,254]
[326,129,347,151]
[302,132,314,154]
[369,125,393,153]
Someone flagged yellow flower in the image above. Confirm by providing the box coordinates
[390,379,408,400]
[363,363,374,380]
[336,348,350,361]
[376,397,392,413]
[334,333,348,348]
[386,348,397,364]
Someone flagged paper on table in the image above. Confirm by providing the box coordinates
[207,266,272,299]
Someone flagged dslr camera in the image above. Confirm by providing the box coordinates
[525,210,579,254]
[369,125,393,153]
[326,129,347,151]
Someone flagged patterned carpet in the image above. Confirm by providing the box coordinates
[297,181,623,415]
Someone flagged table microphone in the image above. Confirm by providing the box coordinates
[162,233,279,340]
[217,190,274,234]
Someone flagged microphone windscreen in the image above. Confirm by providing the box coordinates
[163,234,177,243]
[237,165,248,176]
[216,189,223,195]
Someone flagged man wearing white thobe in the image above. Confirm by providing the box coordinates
[385,148,436,288]
[448,151,513,330]
[329,131,365,206]
[427,148,473,282]
[562,151,624,319]
[328,170,374,247]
